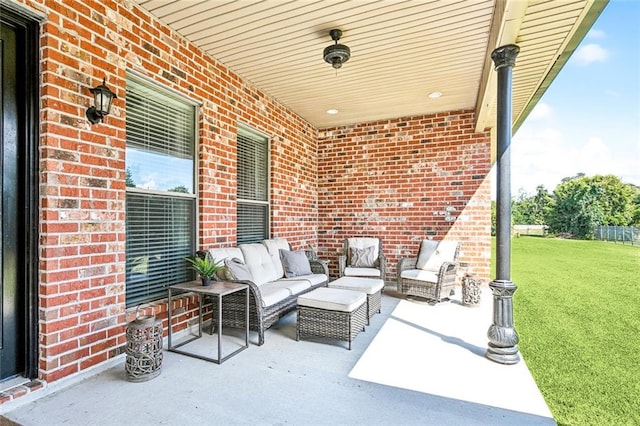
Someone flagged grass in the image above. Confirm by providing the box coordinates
[501,237,640,425]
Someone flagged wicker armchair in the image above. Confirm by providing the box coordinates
[338,237,386,280]
[396,240,460,304]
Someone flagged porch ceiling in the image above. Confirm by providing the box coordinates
[132,0,606,131]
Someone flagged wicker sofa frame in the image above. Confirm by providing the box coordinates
[209,246,329,346]
[338,238,387,280]
[396,243,460,304]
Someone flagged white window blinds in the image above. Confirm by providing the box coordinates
[125,74,196,307]
[237,127,269,244]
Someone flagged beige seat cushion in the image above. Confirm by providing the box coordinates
[297,287,366,312]
[329,277,384,294]
[344,266,381,277]
[281,274,327,286]
[262,280,312,298]
[400,269,439,284]
[259,284,291,307]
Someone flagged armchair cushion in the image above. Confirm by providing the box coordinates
[347,237,380,266]
[344,266,381,278]
[415,240,438,270]
[418,240,459,272]
[400,268,439,284]
[350,246,376,268]
[279,249,312,278]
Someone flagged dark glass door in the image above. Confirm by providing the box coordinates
[1,18,26,380]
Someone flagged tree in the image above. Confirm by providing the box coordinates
[168,185,189,194]
[547,174,635,239]
[125,167,136,187]
[511,185,554,225]
[629,184,640,225]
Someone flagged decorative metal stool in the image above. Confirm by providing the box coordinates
[462,274,481,307]
[125,308,163,382]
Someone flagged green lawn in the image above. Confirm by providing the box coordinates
[500,237,640,425]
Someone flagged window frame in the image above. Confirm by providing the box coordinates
[124,71,200,307]
[236,124,270,244]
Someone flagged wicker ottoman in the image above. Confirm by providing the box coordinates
[296,287,367,350]
[328,277,384,324]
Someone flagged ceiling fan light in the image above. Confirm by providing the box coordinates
[323,29,350,69]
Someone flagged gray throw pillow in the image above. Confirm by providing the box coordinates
[350,246,376,268]
[224,257,253,281]
[279,249,312,278]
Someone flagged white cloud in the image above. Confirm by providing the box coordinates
[577,137,611,171]
[527,102,553,121]
[139,177,157,190]
[573,43,609,65]
[510,126,568,194]
[509,127,640,196]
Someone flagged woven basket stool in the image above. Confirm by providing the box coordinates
[296,287,367,350]
[328,277,383,324]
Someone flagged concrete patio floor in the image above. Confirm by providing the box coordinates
[1,286,555,425]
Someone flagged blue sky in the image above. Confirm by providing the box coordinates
[509,0,640,196]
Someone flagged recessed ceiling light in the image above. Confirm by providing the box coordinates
[326,108,339,114]
[428,91,442,99]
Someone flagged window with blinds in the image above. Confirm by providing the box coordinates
[125,74,196,307]
[237,126,269,244]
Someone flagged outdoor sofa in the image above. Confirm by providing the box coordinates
[207,238,329,345]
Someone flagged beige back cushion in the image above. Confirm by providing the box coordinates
[347,238,379,266]
[208,247,246,281]
[415,240,439,270]
[419,240,458,272]
[239,243,279,285]
[208,247,244,264]
[262,238,290,279]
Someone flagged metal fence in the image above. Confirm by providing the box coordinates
[594,226,640,245]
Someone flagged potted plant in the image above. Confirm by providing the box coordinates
[185,255,223,286]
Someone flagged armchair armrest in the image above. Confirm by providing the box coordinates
[396,257,417,292]
[309,259,329,276]
[397,257,418,272]
[437,261,458,287]
[378,252,387,282]
[338,254,347,277]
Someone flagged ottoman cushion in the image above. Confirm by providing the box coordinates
[297,287,366,312]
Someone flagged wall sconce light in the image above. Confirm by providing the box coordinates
[86,78,117,124]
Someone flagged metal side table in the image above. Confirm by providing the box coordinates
[168,281,249,364]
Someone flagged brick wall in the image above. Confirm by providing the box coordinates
[316,111,492,281]
[22,0,317,384]
[7,0,491,390]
